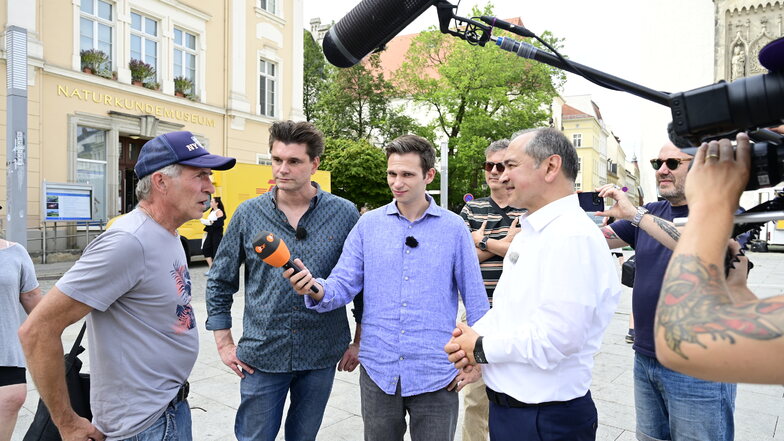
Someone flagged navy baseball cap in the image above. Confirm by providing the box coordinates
[134,131,236,179]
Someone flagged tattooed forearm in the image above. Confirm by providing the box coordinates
[657,254,784,360]
[652,216,681,242]
[601,227,619,240]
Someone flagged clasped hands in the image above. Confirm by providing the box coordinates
[444,323,482,391]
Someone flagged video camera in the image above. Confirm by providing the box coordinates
[669,41,784,191]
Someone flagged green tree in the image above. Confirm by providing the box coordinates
[395,5,565,210]
[313,52,434,145]
[303,30,326,122]
[315,54,391,140]
[320,138,390,209]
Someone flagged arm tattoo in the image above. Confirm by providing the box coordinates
[652,216,681,242]
[657,254,784,360]
[601,227,619,240]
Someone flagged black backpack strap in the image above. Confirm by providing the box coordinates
[64,323,87,371]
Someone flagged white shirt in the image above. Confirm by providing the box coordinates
[473,193,621,404]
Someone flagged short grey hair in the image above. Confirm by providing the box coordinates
[135,164,183,201]
[516,128,579,182]
[484,139,510,157]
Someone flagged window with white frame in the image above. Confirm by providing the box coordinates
[259,58,278,117]
[130,12,159,78]
[76,126,108,220]
[260,0,277,14]
[173,27,197,94]
[80,0,114,69]
[257,153,272,165]
[572,133,582,148]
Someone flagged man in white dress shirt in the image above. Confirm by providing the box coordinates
[445,127,621,441]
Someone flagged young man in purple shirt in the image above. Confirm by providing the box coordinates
[285,135,489,441]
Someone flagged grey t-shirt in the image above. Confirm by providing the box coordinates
[57,209,198,440]
[0,243,39,367]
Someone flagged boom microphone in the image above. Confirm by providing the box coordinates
[252,231,319,294]
[323,0,438,68]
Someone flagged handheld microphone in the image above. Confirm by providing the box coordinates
[323,0,438,68]
[252,231,319,294]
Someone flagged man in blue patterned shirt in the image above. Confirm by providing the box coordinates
[205,121,362,441]
[285,135,489,441]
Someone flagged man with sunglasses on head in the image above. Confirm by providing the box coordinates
[457,138,525,441]
[595,141,736,441]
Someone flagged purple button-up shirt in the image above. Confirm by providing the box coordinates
[306,196,489,396]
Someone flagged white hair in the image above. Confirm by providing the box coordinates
[135,164,183,201]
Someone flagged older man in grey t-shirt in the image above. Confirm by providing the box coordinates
[56,210,198,437]
[20,131,235,441]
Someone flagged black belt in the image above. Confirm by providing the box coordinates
[486,387,588,408]
[170,381,190,406]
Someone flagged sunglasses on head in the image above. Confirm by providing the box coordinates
[483,161,505,173]
[650,157,692,171]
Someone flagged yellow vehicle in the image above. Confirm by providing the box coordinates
[178,163,332,261]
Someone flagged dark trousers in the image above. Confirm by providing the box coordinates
[488,389,598,441]
[359,366,458,441]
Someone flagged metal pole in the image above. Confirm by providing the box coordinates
[6,26,29,247]
[440,141,448,209]
[41,224,46,264]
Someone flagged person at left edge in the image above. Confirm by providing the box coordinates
[20,131,236,441]
[0,202,43,441]
[206,120,363,441]
[285,134,489,441]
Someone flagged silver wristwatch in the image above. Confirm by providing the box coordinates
[631,206,649,228]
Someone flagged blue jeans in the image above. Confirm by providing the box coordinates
[120,400,192,441]
[634,352,736,441]
[235,367,336,441]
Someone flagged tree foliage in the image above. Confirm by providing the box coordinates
[315,54,391,141]
[320,138,390,209]
[394,5,565,209]
[303,31,434,209]
[303,30,326,122]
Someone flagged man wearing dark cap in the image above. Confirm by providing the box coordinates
[20,131,235,441]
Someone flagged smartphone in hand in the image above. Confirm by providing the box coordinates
[578,191,605,213]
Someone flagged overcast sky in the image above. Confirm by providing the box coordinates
[302,0,715,180]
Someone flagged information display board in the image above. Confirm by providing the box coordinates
[42,182,93,221]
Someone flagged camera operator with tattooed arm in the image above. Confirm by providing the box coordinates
[595,140,738,441]
[655,133,784,384]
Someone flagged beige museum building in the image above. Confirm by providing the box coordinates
[1,0,304,252]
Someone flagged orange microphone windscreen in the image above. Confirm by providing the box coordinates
[252,231,291,268]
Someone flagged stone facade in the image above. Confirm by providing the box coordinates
[714,0,784,82]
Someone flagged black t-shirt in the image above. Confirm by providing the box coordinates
[610,201,689,357]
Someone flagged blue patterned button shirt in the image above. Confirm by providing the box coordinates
[206,183,360,372]
[305,196,489,396]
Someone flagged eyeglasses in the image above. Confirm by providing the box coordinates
[483,161,505,173]
[650,157,692,171]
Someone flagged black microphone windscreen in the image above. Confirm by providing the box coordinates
[667,121,698,148]
[296,226,307,240]
[323,0,437,68]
